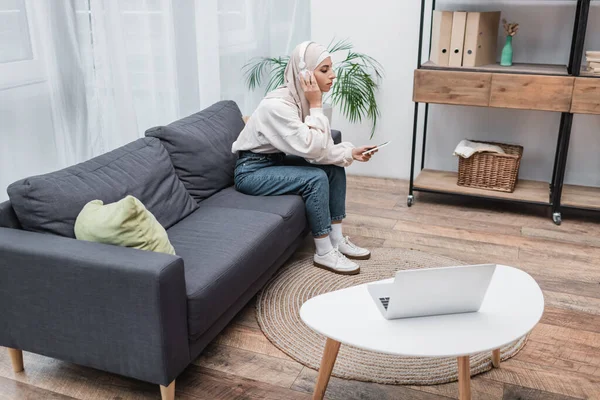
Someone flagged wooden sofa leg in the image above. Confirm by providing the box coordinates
[160,380,175,400]
[7,348,24,372]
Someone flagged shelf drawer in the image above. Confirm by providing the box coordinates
[489,74,574,112]
[571,77,600,115]
[413,70,492,107]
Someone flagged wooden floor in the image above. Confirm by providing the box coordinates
[2,175,600,400]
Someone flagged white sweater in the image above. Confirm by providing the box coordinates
[231,97,355,168]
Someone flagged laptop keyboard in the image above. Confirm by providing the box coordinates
[379,297,390,310]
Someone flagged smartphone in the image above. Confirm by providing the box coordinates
[362,141,391,155]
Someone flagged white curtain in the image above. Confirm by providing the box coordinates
[29,0,90,166]
[0,0,310,200]
[217,0,311,112]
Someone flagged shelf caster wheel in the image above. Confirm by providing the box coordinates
[407,195,414,207]
[553,212,562,225]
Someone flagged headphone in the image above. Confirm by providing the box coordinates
[297,41,313,80]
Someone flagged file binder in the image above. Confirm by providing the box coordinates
[588,61,600,69]
[449,11,467,67]
[586,51,600,58]
[430,11,454,66]
[463,11,501,67]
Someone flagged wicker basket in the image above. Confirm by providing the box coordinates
[457,140,523,193]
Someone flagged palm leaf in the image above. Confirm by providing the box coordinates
[332,66,366,121]
[243,56,289,92]
[339,52,384,81]
[351,52,384,79]
[331,63,380,137]
[264,59,287,93]
[242,57,270,91]
[327,37,353,54]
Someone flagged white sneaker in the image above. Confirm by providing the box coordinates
[314,248,360,275]
[336,236,371,260]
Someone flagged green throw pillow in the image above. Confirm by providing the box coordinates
[74,195,176,255]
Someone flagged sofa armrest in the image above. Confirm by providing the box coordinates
[0,228,189,386]
[0,201,21,229]
[331,129,342,144]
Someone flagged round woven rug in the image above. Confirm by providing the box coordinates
[256,247,528,385]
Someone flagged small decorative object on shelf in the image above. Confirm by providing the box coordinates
[454,139,523,193]
[585,50,600,74]
[500,19,519,67]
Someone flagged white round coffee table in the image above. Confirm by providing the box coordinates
[300,265,544,400]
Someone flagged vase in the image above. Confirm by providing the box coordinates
[500,36,513,66]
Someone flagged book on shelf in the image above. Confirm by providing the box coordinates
[586,51,600,58]
[586,50,600,66]
[588,61,600,69]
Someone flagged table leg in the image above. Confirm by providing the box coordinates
[312,338,341,400]
[457,356,471,400]
[492,349,501,368]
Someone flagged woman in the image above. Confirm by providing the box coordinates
[232,41,377,275]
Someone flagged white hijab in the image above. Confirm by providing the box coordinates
[265,41,331,122]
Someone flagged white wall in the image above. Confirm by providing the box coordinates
[312,0,600,186]
[312,0,422,179]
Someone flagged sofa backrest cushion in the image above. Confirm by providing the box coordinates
[7,137,198,238]
[0,201,21,229]
[145,100,245,202]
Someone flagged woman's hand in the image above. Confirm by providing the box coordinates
[352,146,378,162]
[299,71,322,108]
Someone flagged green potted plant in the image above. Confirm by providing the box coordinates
[243,39,384,138]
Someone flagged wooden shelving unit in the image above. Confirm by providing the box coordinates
[580,69,600,78]
[421,60,569,76]
[408,0,597,225]
[571,77,600,113]
[413,69,575,112]
[561,184,600,210]
[414,170,550,205]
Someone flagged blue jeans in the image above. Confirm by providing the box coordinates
[234,151,346,237]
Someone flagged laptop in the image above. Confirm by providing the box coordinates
[367,264,497,320]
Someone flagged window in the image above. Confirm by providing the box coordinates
[0,0,44,89]
[74,0,179,133]
[218,0,256,53]
[0,0,33,63]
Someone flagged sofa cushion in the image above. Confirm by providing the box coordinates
[166,205,306,340]
[200,186,306,237]
[7,138,198,238]
[146,101,245,202]
[74,196,176,255]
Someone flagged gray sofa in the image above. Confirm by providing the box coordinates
[0,100,342,398]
